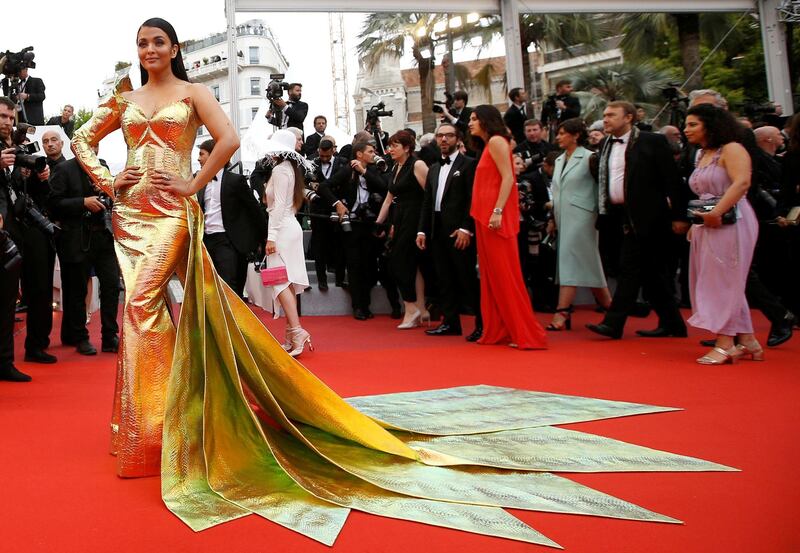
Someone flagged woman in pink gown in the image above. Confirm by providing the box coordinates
[684,104,762,364]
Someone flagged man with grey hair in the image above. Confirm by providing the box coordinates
[688,89,727,109]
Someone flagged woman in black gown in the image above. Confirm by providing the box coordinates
[376,131,430,328]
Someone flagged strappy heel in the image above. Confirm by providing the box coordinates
[733,341,764,361]
[546,306,573,331]
[696,346,737,365]
[287,326,313,357]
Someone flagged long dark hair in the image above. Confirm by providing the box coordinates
[686,104,741,149]
[468,104,511,151]
[138,18,191,85]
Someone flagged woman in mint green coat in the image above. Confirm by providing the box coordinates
[546,118,611,330]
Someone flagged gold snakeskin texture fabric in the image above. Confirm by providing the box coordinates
[69,75,733,549]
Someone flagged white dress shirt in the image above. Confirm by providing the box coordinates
[608,130,631,205]
[351,175,369,212]
[203,169,225,234]
[435,151,459,212]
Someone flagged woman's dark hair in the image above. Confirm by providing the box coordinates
[686,104,741,149]
[787,113,800,153]
[138,18,191,85]
[468,104,511,151]
[388,130,416,155]
[557,117,588,147]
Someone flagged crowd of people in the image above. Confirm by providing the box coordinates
[1,64,799,382]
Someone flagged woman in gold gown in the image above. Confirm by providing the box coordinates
[70,18,727,549]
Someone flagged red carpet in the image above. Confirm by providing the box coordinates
[2,306,798,552]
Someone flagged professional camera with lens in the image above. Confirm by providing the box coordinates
[96,192,114,234]
[11,124,47,173]
[432,92,454,115]
[266,73,290,101]
[660,83,689,104]
[0,46,36,104]
[365,102,393,127]
[0,228,22,272]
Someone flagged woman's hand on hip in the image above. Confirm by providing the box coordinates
[266,240,277,255]
[488,212,503,231]
[113,166,142,192]
[152,170,194,197]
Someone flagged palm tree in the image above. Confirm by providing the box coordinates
[571,62,677,122]
[357,13,496,133]
[617,13,730,91]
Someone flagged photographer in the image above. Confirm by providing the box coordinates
[46,105,75,139]
[49,146,120,355]
[436,90,472,138]
[513,119,555,178]
[307,137,346,290]
[266,82,308,131]
[317,141,390,320]
[0,98,57,364]
[540,80,581,136]
[1,67,46,126]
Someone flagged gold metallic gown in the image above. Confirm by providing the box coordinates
[70,76,733,548]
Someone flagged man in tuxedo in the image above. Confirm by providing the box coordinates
[304,115,327,157]
[1,68,46,125]
[503,87,531,145]
[46,105,75,139]
[318,141,390,320]
[0,97,29,381]
[196,139,267,297]
[439,91,473,138]
[42,130,66,168]
[586,101,687,339]
[308,137,346,290]
[267,83,308,131]
[49,147,120,355]
[416,123,481,341]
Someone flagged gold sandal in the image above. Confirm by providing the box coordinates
[733,341,765,361]
[696,346,737,365]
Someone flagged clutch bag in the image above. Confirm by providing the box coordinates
[687,198,736,225]
[258,254,289,287]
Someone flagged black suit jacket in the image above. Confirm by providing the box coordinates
[268,100,308,131]
[601,131,684,238]
[317,164,388,212]
[419,153,477,239]
[541,94,580,126]
[503,104,530,145]
[196,170,268,255]
[47,116,75,139]
[48,158,107,261]
[445,106,473,137]
[2,76,46,125]
[304,132,324,157]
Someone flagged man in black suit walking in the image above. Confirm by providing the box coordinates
[503,87,530,145]
[196,139,267,297]
[49,147,120,355]
[267,83,308,132]
[587,101,688,339]
[416,123,482,341]
[1,68,46,125]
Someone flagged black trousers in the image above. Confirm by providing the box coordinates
[310,215,344,285]
[21,226,55,353]
[59,230,120,344]
[0,262,21,368]
[603,225,685,333]
[341,223,400,312]
[204,232,248,298]
[431,215,481,329]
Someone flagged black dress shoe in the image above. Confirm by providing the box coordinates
[318,281,329,292]
[336,280,349,289]
[24,350,57,364]
[767,312,795,347]
[426,324,462,336]
[76,341,97,356]
[586,323,623,339]
[465,327,482,342]
[102,336,119,353]
[636,326,688,338]
[0,365,32,382]
[353,309,369,321]
[366,310,375,319]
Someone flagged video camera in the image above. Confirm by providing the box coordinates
[266,73,290,101]
[661,83,689,105]
[0,47,36,106]
[365,102,392,127]
[432,92,454,114]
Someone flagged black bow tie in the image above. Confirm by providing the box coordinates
[441,157,452,165]
[609,138,625,144]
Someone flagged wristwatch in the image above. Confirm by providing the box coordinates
[492,207,503,215]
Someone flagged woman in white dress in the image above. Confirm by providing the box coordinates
[262,129,312,356]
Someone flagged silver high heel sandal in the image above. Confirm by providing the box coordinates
[397,310,421,330]
[287,326,313,357]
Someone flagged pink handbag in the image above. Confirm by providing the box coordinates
[259,254,289,287]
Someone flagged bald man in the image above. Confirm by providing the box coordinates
[41,130,65,169]
[754,126,784,157]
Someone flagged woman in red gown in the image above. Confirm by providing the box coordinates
[468,105,547,349]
